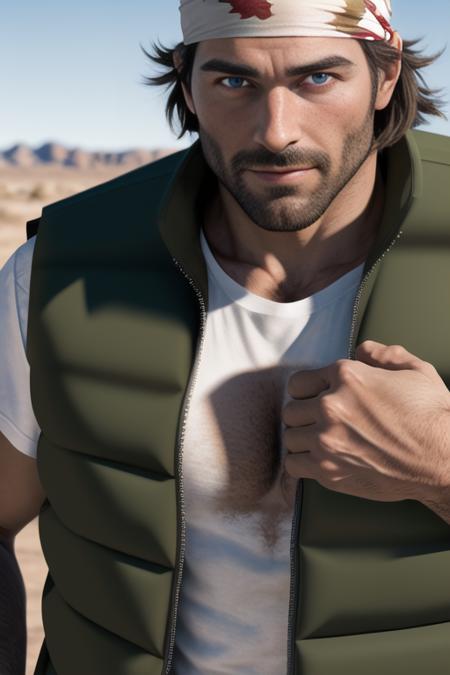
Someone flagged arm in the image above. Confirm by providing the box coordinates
[0,532,27,675]
[0,239,43,674]
[0,427,46,675]
[419,409,450,525]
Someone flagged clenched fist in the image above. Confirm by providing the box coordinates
[281,340,450,506]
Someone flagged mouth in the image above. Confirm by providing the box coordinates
[251,166,313,173]
[247,167,315,184]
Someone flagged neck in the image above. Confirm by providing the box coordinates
[202,150,385,302]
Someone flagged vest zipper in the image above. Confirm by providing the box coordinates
[286,479,303,675]
[166,228,404,674]
[163,256,208,675]
[347,229,404,360]
[286,228,404,674]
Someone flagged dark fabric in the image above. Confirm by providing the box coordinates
[28,130,450,675]
[27,217,41,240]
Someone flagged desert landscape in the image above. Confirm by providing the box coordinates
[0,141,177,268]
[0,141,175,674]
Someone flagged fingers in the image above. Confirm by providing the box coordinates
[281,396,317,427]
[285,449,316,480]
[282,423,318,454]
[287,368,330,399]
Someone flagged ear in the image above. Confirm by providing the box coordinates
[173,48,197,117]
[374,38,403,112]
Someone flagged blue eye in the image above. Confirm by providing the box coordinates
[310,73,330,85]
[219,72,333,90]
[222,76,248,89]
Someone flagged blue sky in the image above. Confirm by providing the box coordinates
[1,1,448,151]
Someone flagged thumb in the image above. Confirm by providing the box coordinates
[355,340,420,371]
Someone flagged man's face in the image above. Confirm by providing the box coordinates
[182,36,391,233]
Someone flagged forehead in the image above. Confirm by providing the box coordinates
[196,35,365,62]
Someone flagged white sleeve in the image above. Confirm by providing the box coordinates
[0,237,41,458]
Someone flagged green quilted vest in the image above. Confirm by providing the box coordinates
[27,129,450,675]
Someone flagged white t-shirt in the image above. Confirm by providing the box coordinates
[0,231,365,674]
[0,236,40,457]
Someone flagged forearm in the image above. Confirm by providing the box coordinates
[419,410,450,525]
[0,538,27,675]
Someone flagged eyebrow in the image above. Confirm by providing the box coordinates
[199,55,355,78]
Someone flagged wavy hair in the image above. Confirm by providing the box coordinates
[140,37,447,151]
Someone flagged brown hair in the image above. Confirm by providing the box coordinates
[140,37,447,151]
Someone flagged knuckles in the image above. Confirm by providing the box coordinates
[389,344,409,357]
[317,429,335,452]
[318,395,343,423]
[334,358,358,385]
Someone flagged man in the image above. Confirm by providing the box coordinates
[1,1,449,674]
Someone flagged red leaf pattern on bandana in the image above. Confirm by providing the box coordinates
[364,0,394,40]
[220,0,273,20]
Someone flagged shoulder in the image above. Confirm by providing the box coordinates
[40,146,191,220]
[404,130,450,237]
[14,237,36,293]
[1,237,36,291]
[409,129,450,167]
[28,145,195,253]
[0,238,36,348]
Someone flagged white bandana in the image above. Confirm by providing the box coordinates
[180,0,402,49]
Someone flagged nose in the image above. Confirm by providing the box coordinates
[252,86,301,153]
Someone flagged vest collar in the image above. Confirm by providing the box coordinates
[157,131,422,304]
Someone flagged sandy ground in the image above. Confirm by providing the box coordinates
[1,165,141,675]
[0,165,138,268]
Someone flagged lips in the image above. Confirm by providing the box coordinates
[247,166,315,184]
[251,167,312,173]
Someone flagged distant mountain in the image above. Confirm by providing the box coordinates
[2,144,37,167]
[0,141,177,169]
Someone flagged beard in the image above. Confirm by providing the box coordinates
[197,102,376,233]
